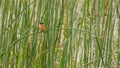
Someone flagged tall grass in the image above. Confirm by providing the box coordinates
[0,0,120,68]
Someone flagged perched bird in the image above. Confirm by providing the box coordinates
[39,22,45,32]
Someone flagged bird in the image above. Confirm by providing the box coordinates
[39,22,46,32]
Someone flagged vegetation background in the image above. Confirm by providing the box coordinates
[0,0,120,68]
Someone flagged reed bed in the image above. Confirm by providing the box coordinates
[0,0,120,68]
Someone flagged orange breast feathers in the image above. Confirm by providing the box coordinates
[39,23,45,32]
